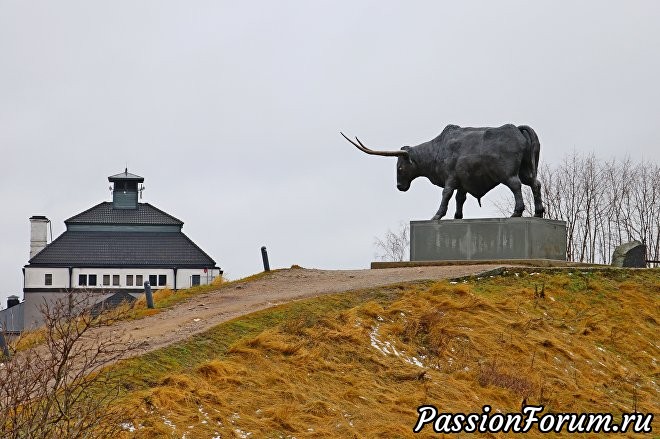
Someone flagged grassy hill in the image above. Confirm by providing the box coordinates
[109,268,659,438]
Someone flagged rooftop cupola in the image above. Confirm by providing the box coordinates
[108,168,144,209]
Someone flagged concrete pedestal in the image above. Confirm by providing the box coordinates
[410,218,567,261]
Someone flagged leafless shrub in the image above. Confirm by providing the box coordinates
[374,222,410,262]
[0,292,139,438]
[494,153,660,265]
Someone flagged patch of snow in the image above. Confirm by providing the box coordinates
[370,325,390,355]
[198,406,209,419]
[405,356,424,368]
[370,323,425,368]
[450,281,458,284]
[120,422,136,432]
[234,428,252,438]
[161,416,176,430]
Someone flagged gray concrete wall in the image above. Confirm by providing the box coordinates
[410,218,567,261]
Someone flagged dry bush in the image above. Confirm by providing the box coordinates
[0,293,140,438]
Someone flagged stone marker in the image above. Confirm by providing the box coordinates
[611,241,647,268]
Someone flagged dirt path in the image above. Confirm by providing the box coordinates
[96,265,502,358]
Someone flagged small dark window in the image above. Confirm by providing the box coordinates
[45,273,53,286]
[126,275,134,286]
[78,274,87,286]
[191,275,200,286]
[136,275,143,286]
[103,275,110,286]
[113,275,120,286]
[158,275,166,286]
[88,274,97,286]
[149,275,157,286]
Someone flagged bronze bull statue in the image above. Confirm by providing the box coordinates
[342,124,545,220]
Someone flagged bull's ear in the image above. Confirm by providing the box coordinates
[401,146,413,164]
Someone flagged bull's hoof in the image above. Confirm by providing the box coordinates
[454,213,463,219]
[534,209,545,218]
[511,211,523,217]
[431,214,442,221]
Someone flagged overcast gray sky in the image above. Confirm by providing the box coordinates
[2,1,660,307]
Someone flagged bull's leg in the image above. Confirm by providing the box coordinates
[530,179,545,217]
[505,176,525,217]
[454,188,466,219]
[521,174,545,218]
[431,186,455,220]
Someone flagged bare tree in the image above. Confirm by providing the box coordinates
[0,293,139,438]
[493,153,660,266]
[374,222,410,262]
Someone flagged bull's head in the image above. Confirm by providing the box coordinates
[341,132,417,192]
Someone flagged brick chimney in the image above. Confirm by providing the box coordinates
[29,215,49,259]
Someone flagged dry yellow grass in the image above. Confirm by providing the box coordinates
[109,269,659,438]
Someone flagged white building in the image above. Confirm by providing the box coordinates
[22,169,222,329]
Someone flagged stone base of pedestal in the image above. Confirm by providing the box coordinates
[410,217,567,261]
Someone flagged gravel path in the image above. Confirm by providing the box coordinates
[97,265,502,358]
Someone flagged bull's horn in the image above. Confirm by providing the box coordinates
[340,132,409,158]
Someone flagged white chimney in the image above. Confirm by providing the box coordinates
[29,216,49,259]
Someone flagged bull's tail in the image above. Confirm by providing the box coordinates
[518,125,541,175]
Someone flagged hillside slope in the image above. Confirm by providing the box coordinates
[111,268,659,438]
[88,265,500,359]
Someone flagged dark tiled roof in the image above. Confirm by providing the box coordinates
[108,169,144,182]
[28,231,217,267]
[65,202,183,226]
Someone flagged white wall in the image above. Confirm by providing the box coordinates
[22,266,221,328]
[25,267,221,290]
[176,268,222,289]
[71,268,174,289]
[24,267,69,288]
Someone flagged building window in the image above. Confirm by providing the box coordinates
[149,275,157,286]
[191,275,200,286]
[136,275,143,286]
[45,273,53,286]
[79,274,87,286]
[113,275,120,286]
[103,274,110,286]
[88,274,97,286]
[158,275,167,286]
[126,275,133,286]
